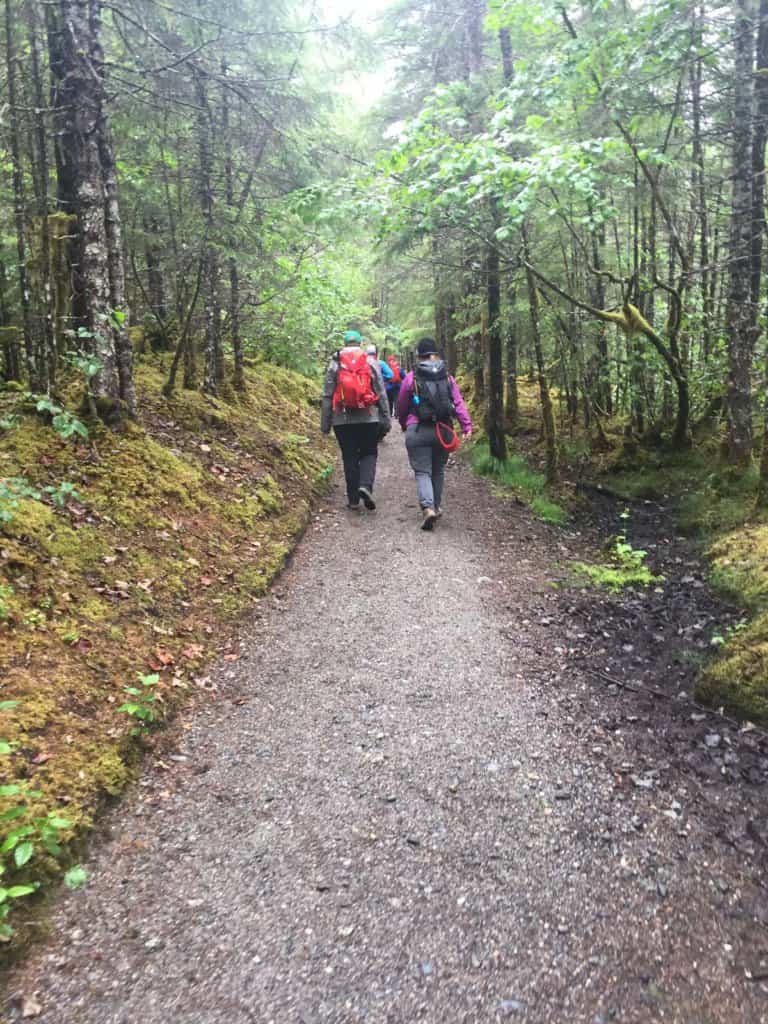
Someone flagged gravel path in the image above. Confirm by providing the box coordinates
[6,440,768,1023]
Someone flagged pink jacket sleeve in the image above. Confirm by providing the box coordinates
[397,371,414,429]
[450,378,473,434]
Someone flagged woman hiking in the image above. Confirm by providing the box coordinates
[321,330,391,511]
[397,337,472,530]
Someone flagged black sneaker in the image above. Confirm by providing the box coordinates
[358,486,376,510]
[347,500,361,511]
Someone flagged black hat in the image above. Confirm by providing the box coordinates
[417,337,438,357]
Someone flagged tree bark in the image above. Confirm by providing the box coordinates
[144,218,168,331]
[56,0,129,415]
[692,4,713,361]
[93,4,135,415]
[523,232,558,482]
[45,2,86,328]
[726,0,757,465]
[486,204,507,460]
[195,71,219,396]
[29,3,56,388]
[6,0,39,389]
[504,286,519,430]
[222,67,245,393]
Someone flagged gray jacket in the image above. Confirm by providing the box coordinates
[320,352,391,433]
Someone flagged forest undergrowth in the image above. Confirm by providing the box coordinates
[0,355,332,955]
[473,376,768,729]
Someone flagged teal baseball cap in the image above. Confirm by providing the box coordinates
[343,330,362,344]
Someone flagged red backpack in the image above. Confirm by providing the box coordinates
[332,347,377,412]
[387,355,402,385]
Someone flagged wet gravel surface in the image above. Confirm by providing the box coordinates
[6,441,768,1023]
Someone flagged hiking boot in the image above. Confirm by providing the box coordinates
[434,507,443,519]
[358,486,376,510]
[421,507,437,531]
[347,500,361,511]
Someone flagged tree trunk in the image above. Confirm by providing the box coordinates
[486,205,507,460]
[96,77,135,415]
[692,4,713,361]
[6,0,39,389]
[223,69,245,393]
[751,0,768,320]
[144,218,168,331]
[726,0,757,465]
[0,258,20,381]
[590,219,612,415]
[195,71,219,396]
[45,3,86,328]
[504,287,519,430]
[498,27,514,84]
[29,4,56,389]
[523,233,558,482]
[56,0,128,415]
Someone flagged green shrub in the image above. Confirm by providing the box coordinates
[471,441,565,525]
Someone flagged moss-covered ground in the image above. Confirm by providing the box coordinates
[0,355,332,952]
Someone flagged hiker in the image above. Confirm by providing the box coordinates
[384,351,404,416]
[397,337,472,531]
[365,344,395,436]
[321,330,391,510]
[366,344,394,388]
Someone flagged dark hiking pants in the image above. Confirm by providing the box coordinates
[405,423,449,509]
[334,422,380,504]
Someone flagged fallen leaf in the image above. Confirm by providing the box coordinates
[154,648,175,666]
[199,575,215,587]
[31,752,52,765]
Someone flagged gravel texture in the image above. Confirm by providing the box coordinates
[5,440,768,1023]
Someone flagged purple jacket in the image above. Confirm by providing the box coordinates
[397,371,473,434]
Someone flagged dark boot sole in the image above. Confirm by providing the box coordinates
[421,513,436,531]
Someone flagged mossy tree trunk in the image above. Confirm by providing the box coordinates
[98,116,136,416]
[0,327,21,383]
[485,204,507,461]
[6,0,39,391]
[725,0,757,466]
[54,0,133,419]
[45,3,86,331]
[754,0,768,507]
[29,4,56,389]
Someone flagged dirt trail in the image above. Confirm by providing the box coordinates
[6,440,768,1023]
